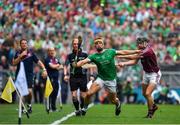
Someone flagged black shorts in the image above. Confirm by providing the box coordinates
[69,75,87,92]
[27,81,33,88]
[26,75,34,88]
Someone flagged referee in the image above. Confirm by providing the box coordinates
[64,37,88,116]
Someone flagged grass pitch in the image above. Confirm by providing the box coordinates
[0,103,180,124]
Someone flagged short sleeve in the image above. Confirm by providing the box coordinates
[110,49,116,57]
[84,53,88,58]
[32,53,39,63]
[44,58,50,68]
[88,54,94,62]
[14,52,19,59]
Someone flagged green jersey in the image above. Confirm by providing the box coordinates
[88,49,116,80]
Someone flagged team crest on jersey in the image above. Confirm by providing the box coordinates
[101,55,105,60]
[50,58,58,64]
[27,52,31,57]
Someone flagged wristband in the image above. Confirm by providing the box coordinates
[42,68,46,71]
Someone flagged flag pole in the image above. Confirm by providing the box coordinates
[46,97,50,114]
[10,77,29,119]
[16,90,30,119]
[59,91,63,110]
[18,98,22,125]
[57,80,62,110]
[44,76,53,114]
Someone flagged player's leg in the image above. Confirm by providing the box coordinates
[79,80,101,116]
[84,82,101,104]
[80,92,85,109]
[26,81,33,113]
[80,91,87,115]
[84,77,104,103]
[142,84,150,108]
[51,80,59,111]
[147,71,162,117]
[26,88,33,113]
[143,83,156,118]
[142,72,152,117]
[105,79,121,116]
[108,92,121,116]
[71,90,81,116]
[70,77,81,116]
[80,76,88,115]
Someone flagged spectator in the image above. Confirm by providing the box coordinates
[123,77,137,104]
[0,55,9,70]
[163,51,174,65]
[33,65,44,104]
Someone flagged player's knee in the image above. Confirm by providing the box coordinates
[142,92,146,97]
[143,92,151,97]
[109,96,117,104]
[28,89,33,94]
[80,94,85,99]
[110,98,117,104]
[86,91,92,98]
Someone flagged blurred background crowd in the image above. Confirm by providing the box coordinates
[0,0,179,105]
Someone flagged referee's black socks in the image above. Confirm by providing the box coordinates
[72,97,79,111]
[80,96,84,109]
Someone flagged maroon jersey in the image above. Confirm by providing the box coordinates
[141,46,160,73]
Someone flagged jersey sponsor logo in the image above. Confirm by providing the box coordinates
[100,60,110,65]
[78,57,86,60]
[95,57,101,60]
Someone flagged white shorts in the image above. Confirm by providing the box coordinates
[94,77,117,93]
[143,70,162,85]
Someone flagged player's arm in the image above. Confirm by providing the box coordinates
[12,56,22,65]
[49,63,63,70]
[64,64,69,76]
[118,59,139,67]
[37,60,46,70]
[12,50,27,65]
[63,64,70,82]
[117,54,143,60]
[74,58,91,67]
[82,63,96,69]
[116,50,141,55]
[37,60,47,78]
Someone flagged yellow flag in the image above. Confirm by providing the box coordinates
[44,77,53,98]
[1,77,15,103]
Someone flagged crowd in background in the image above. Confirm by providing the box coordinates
[0,0,179,104]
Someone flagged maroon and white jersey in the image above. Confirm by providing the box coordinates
[141,45,160,73]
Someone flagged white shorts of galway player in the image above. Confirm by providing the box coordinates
[143,70,162,85]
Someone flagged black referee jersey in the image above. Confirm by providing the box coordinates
[65,50,88,77]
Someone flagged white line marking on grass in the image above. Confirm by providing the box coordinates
[51,103,94,125]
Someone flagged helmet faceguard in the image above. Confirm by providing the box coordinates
[136,36,149,45]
